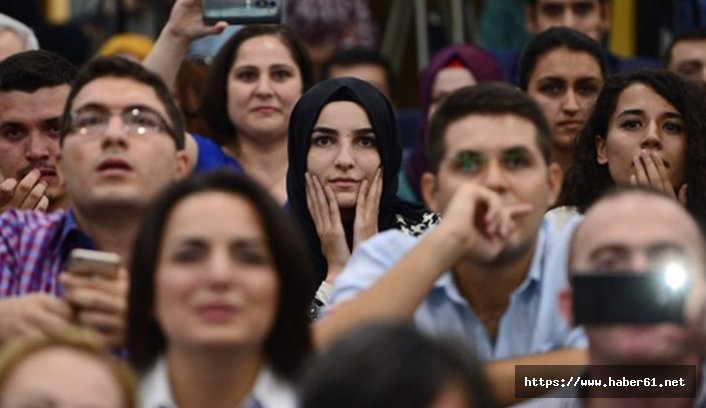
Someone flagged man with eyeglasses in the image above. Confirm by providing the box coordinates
[0,50,77,213]
[0,57,189,347]
[316,84,587,405]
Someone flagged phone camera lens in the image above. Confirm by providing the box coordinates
[254,0,269,8]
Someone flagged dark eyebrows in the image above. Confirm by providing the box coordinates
[312,127,375,136]
[536,76,565,83]
[73,103,164,115]
[647,242,687,256]
[588,244,629,261]
[503,146,533,157]
[353,127,375,136]
[311,126,337,135]
[575,77,603,84]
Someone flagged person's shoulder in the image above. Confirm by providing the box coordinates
[191,133,244,173]
[252,366,297,408]
[511,387,582,408]
[0,209,65,231]
[360,228,421,256]
[394,211,440,237]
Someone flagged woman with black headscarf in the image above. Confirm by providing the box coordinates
[287,77,438,318]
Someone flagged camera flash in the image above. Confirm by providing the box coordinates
[663,262,688,291]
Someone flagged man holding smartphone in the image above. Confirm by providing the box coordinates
[518,187,706,406]
[0,57,189,347]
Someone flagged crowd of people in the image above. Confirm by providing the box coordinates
[2,0,706,407]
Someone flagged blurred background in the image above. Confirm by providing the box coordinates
[2,0,702,108]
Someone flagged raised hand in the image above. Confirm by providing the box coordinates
[164,0,228,41]
[0,170,50,213]
[60,266,129,347]
[353,167,382,249]
[436,182,533,263]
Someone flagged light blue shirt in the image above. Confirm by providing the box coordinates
[330,217,587,361]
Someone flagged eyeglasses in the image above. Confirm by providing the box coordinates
[68,105,176,138]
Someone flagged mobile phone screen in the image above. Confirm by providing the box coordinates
[571,272,687,325]
[202,0,281,24]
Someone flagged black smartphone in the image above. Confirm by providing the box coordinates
[571,272,688,325]
[202,0,282,25]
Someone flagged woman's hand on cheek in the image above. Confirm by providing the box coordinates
[353,167,382,249]
[306,172,351,280]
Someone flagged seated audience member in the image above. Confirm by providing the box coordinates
[97,33,155,62]
[317,84,586,405]
[0,328,135,408]
[404,44,505,202]
[300,323,498,408]
[283,0,378,78]
[519,187,706,407]
[321,47,396,103]
[556,70,706,231]
[143,0,314,205]
[286,77,437,317]
[665,27,706,83]
[0,57,189,347]
[0,13,38,61]
[496,0,657,83]
[127,171,314,408]
[518,27,606,174]
[0,50,77,212]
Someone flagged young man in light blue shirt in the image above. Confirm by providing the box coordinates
[316,83,586,405]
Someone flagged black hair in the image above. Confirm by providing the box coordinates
[664,27,706,67]
[518,26,607,90]
[127,170,315,379]
[199,25,314,145]
[557,70,706,231]
[321,47,397,100]
[0,50,77,92]
[58,56,184,149]
[299,323,498,408]
[427,83,552,173]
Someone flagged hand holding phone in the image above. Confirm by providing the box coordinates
[202,0,282,25]
[68,249,121,279]
[62,249,128,347]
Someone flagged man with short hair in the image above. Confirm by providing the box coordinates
[0,50,77,212]
[322,48,396,103]
[665,28,706,83]
[0,57,190,347]
[317,83,585,405]
[518,187,706,406]
[497,0,656,84]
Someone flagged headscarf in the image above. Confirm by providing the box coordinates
[287,77,427,283]
[405,44,505,200]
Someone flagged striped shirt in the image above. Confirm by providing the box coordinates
[0,209,95,297]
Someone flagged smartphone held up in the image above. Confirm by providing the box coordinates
[68,249,121,279]
[203,0,282,25]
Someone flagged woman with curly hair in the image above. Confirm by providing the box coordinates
[555,70,706,230]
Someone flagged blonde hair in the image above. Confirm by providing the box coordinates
[0,328,135,408]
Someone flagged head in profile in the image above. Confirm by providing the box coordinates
[299,323,497,408]
[0,328,134,408]
[128,170,315,407]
